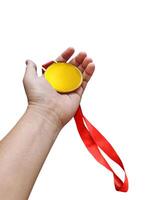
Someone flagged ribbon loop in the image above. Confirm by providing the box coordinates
[74,106,128,192]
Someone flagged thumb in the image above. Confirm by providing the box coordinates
[24,59,38,81]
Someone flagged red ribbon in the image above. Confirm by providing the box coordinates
[42,61,129,192]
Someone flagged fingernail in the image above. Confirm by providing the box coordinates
[25,60,29,65]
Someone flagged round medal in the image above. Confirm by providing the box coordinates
[44,62,83,93]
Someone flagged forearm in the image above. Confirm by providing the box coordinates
[0,106,61,200]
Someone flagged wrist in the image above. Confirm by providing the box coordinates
[26,104,63,133]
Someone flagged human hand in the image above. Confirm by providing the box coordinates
[23,47,95,129]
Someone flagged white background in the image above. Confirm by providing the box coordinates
[0,0,150,199]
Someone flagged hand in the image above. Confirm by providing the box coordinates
[23,47,95,129]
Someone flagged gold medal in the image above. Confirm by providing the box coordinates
[44,62,83,93]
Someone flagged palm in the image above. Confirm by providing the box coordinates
[56,92,80,122]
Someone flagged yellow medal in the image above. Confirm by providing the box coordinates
[44,62,83,93]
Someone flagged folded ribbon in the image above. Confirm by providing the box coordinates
[42,61,129,192]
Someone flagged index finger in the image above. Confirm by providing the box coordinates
[56,47,75,62]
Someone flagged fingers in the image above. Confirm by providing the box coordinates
[82,57,93,71]
[56,47,75,62]
[69,52,87,67]
[24,59,38,82]
[78,57,93,73]
[73,62,95,97]
[68,51,95,96]
[82,63,95,90]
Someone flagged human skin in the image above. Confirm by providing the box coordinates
[0,47,95,200]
